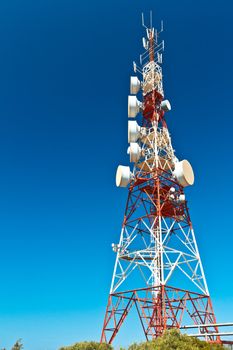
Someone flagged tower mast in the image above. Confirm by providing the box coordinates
[101,13,220,344]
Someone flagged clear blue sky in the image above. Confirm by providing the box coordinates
[0,0,232,349]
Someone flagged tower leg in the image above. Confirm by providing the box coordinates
[101,291,135,344]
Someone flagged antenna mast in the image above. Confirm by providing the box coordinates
[100,12,225,345]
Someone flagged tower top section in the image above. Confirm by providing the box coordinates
[133,12,164,70]
[133,12,164,99]
[117,11,195,190]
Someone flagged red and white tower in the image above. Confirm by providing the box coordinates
[101,13,220,345]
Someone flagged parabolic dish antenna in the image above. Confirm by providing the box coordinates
[161,99,171,112]
[128,96,142,118]
[173,160,194,187]
[127,142,142,163]
[116,165,131,187]
[130,76,141,94]
[128,120,141,143]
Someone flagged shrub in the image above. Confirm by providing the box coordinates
[59,341,113,350]
[128,329,224,350]
[59,330,225,350]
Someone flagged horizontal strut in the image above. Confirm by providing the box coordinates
[181,322,233,329]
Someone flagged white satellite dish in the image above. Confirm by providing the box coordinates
[173,160,194,187]
[161,100,171,112]
[128,121,141,143]
[128,96,142,118]
[127,142,142,163]
[130,76,141,95]
[116,165,132,187]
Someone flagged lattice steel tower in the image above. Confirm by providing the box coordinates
[101,13,220,344]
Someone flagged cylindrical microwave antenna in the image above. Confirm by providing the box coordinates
[128,96,142,118]
[128,120,141,143]
[173,160,194,187]
[116,165,132,187]
[130,76,141,94]
[127,142,142,163]
[161,100,171,112]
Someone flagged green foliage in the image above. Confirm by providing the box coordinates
[59,330,226,350]
[128,329,224,350]
[11,340,23,350]
[59,341,113,350]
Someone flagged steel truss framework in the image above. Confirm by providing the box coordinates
[101,14,220,345]
[110,173,208,296]
[101,286,219,344]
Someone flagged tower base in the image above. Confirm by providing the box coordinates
[101,285,220,344]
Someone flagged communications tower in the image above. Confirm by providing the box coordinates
[101,13,220,344]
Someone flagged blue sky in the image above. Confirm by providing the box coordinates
[0,0,232,349]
